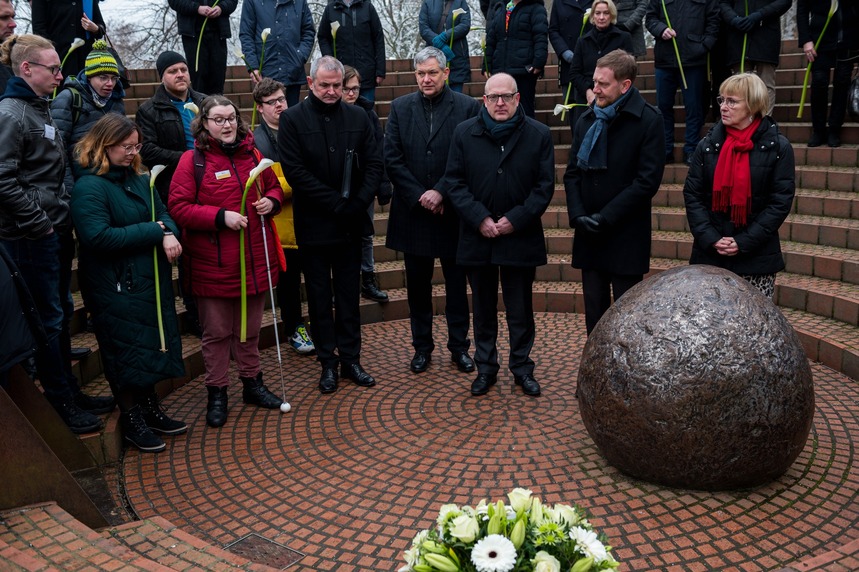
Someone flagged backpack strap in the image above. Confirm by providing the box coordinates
[193,147,206,203]
[67,86,83,127]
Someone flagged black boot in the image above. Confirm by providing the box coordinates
[139,392,187,435]
[241,372,283,409]
[361,271,389,303]
[120,405,165,452]
[206,386,229,427]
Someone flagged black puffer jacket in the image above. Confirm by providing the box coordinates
[645,0,720,68]
[135,84,206,202]
[317,0,386,90]
[486,0,549,75]
[0,78,70,240]
[683,116,795,275]
[720,0,792,67]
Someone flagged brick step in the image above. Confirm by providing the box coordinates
[104,516,281,572]
[0,536,53,571]
[0,502,175,571]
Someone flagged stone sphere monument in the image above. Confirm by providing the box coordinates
[578,265,815,490]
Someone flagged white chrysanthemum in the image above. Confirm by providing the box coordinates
[436,504,461,525]
[570,526,608,563]
[470,534,517,572]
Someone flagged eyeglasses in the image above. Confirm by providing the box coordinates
[261,96,286,106]
[484,92,517,104]
[717,96,744,109]
[206,115,238,126]
[94,74,119,83]
[115,143,142,155]
[28,61,62,76]
[343,86,360,94]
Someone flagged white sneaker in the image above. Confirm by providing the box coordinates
[290,324,315,355]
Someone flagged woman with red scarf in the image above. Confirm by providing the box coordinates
[683,73,795,298]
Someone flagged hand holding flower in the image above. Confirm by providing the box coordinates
[252,197,274,216]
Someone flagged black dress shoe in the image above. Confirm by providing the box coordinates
[319,368,338,394]
[341,363,376,387]
[70,347,92,360]
[470,373,497,396]
[514,373,541,397]
[451,352,475,373]
[410,352,431,373]
[74,391,116,414]
[808,131,826,147]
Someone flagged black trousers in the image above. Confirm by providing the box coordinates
[810,48,855,134]
[276,248,304,331]
[300,242,362,369]
[404,253,470,355]
[581,269,642,335]
[182,33,227,95]
[467,265,536,377]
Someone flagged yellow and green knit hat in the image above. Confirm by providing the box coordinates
[84,40,119,78]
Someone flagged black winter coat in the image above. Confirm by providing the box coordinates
[796,0,855,52]
[31,0,105,77]
[616,0,649,56]
[278,92,383,246]
[317,0,386,90]
[71,166,184,390]
[444,109,554,267]
[0,248,44,374]
[720,0,792,67]
[384,88,481,258]
[564,88,664,274]
[486,0,549,75]
[353,95,393,203]
[645,0,720,68]
[570,25,634,106]
[549,0,593,85]
[135,85,206,202]
[683,117,795,275]
[169,0,238,39]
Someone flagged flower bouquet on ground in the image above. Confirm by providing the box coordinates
[399,488,620,572]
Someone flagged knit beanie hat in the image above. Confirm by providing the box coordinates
[84,40,119,78]
[156,51,188,78]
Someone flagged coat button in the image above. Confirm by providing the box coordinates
[324,116,330,122]
[427,150,432,155]
[497,168,503,174]
[329,146,335,152]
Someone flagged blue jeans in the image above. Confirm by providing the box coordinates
[359,86,376,102]
[655,65,705,157]
[1,233,75,402]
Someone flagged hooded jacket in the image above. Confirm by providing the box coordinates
[240,0,316,87]
[0,77,70,240]
[317,0,386,90]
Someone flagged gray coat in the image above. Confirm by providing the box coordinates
[384,87,480,258]
[616,0,649,57]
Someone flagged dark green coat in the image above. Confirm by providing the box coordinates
[71,166,184,390]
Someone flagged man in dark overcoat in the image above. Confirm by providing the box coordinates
[444,73,554,398]
[564,49,664,335]
[385,47,480,376]
[719,0,792,115]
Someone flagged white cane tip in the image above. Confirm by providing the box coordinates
[280,402,291,413]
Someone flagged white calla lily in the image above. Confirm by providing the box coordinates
[183,102,200,115]
[451,7,466,19]
[233,45,244,59]
[261,27,271,41]
[70,37,85,51]
[248,158,275,186]
[331,21,340,37]
[149,165,166,186]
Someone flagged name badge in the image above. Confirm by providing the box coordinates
[215,170,231,180]
[44,124,56,140]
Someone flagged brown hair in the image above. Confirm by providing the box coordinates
[595,48,637,83]
[75,114,144,175]
[191,94,248,150]
[343,65,361,86]
[252,77,286,105]
[0,34,55,74]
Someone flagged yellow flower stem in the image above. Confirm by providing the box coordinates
[661,0,687,89]
[561,82,573,122]
[195,0,221,73]
[149,183,167,352]
[797,8,837,118]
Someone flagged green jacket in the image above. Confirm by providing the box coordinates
[71,166,184,390]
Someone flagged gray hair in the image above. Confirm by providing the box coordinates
[414,46,446,69]
[310,55,344,80]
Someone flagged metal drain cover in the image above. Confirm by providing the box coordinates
[224,533,304,569]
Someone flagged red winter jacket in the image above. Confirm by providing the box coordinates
[169,134,283,298]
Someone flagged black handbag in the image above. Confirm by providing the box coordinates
[849,74,859,120]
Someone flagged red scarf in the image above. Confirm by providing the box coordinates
[712,117,762,227]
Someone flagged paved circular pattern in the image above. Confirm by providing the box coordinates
[122,314,859,571]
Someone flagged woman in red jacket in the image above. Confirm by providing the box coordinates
[169,95,285,428]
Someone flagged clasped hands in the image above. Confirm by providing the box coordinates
[714,236,739,257]
[479,216,514,238]
[575,213,606,234]
[419,189,444,215]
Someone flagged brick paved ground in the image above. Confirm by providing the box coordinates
[122,314,859,571]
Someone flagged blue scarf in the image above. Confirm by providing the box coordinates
[576,87,633,170]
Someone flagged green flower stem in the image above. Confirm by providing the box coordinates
[660,0,687,89]
[238,181,256,343]
[195,0,221,73]
[561,82,573,122]
[250,103,259,131]
[798,1,838,118]
[740,0,749,73]
[149,183,167,352]
[54,43,82,98]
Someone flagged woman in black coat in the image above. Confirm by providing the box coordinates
[684,73,795,298]
[485,0,549,118]
[569,0,633,123]
[70,114,187,453]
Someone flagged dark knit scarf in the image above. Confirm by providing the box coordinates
[712,116,762,227]
[576,87,632,170]
[479,105,524,145]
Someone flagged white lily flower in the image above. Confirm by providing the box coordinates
[248,159,275,186]
[331,21,340,37]
[70,37,85,51]
[149,165,166,187]
[261,27,271,42]
[452,7,466,19]
[183,102,199,115]
[554,103,573,116]
[233,45,244,59]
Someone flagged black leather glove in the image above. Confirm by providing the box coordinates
[730,15,744,30]
[736,16,755,33]
[747,11,763,26]
[575,215,603,233]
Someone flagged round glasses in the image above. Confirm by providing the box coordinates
[116,143,142,155]
[716,96,744,109]
[206,115,238,126]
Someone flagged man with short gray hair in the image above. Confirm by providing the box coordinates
[278,56,384,394]
[385,47,480,376]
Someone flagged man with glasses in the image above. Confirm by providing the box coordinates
[384,46,480,376]
[564,49,664,335]
[443,72,554,397]
[278,56,384,394]
[0,34,107,433]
